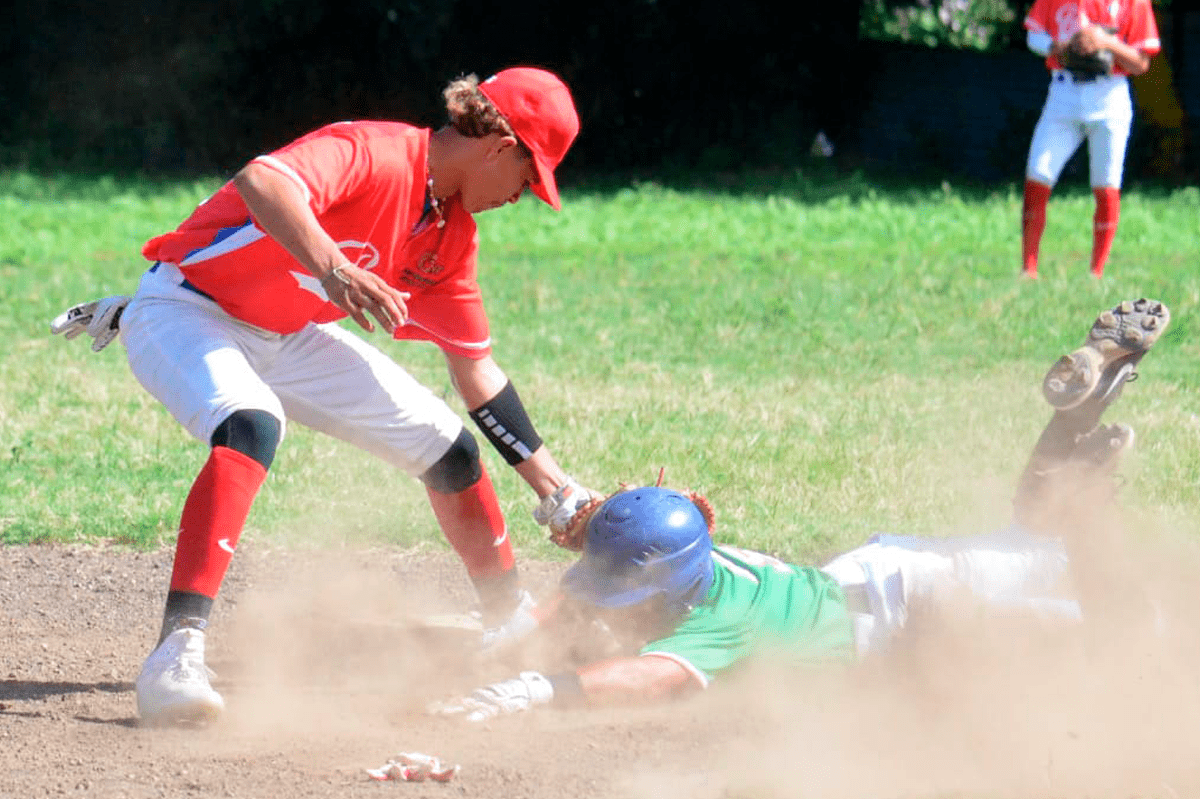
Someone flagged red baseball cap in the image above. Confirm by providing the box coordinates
[479,67,579,210]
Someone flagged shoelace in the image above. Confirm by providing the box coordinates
[168,659,207,682]
[163,638,209,683]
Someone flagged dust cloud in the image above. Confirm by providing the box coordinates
[624,474,1200,799]
[212,548,487,740]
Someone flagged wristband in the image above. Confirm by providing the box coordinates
[469,381,543,465]
[546,671,585,706]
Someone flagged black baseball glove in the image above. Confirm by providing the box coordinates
[1058,27,1117,77]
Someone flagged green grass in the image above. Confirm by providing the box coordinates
[2,168,1198,567]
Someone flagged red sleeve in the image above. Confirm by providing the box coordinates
[1123,0,1161,54]
[1024,0,1057,35]
[251,123,377,216]
[396,288,491,359]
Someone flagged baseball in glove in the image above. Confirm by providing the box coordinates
[1058,27,1116,77]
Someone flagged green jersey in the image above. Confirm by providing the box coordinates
[639,546,854,686]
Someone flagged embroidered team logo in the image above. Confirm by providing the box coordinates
[416,251,443,276]
[1055,3,1087,38]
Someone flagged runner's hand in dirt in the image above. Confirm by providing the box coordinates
[429,671,554,722]
[50,295,131,352]
[320,262,409,334]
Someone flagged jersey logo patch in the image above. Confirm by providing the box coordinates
[1056,3,1083,37]
[416,251,443,276]
[340,240,380,271]
[290,239,381,301]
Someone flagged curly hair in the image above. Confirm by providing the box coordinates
[442,74,533,157]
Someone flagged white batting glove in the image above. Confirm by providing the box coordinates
[50,295,131,352]
[533,477,599,535]
[429,671,554,723]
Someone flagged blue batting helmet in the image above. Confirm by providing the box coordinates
[560,487,714,615]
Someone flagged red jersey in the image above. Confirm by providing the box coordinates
[1024,0,1161,76]
[142,122,491,358]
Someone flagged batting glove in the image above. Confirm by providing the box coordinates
[533,477,600,536]
[50,295,131,352]
[429,671,554,723]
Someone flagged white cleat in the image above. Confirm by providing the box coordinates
[478,590,541,655]
[135,627,225,726]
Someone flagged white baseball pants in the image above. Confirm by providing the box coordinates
[1025,71,1133,189]
[120,263,462,475]
[821,526,1081,657]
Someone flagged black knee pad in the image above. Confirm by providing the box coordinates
[210,409,281,469]
[420,428,483,494]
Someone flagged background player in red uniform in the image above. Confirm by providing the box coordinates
[1021,0,1160,278]
[52,67,597,726]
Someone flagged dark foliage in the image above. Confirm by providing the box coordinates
[4,0,869,177]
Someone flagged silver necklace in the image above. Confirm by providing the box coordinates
[426,176,445,229]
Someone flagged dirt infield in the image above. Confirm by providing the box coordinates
[3,541,1200,799]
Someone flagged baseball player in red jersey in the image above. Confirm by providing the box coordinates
[1021,0,1160,278]
[50,67,598,726]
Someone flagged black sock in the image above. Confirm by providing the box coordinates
[159,590,214,645]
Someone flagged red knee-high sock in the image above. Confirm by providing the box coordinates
[1091,187,1120,278]
[169,446,268,598]
[1022,179,1051,276]
[425,463,515,581]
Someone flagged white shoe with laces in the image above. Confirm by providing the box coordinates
[135,626,225,726]
[478,590,541,655]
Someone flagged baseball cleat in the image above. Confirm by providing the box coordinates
[1071,422,1134,470]
[478,589,541,655]
[1042,298,1169,411]
[135,626,224,726]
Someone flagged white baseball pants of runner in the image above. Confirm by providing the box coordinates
[820,526,1081,657]
[119,262,462,474]
[1025,71,1133,189]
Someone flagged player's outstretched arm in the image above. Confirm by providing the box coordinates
[577,654,698,703]
[430,654,697,722]
[444,351,601,531]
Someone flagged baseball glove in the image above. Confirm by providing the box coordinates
[1058,28,1116,77]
